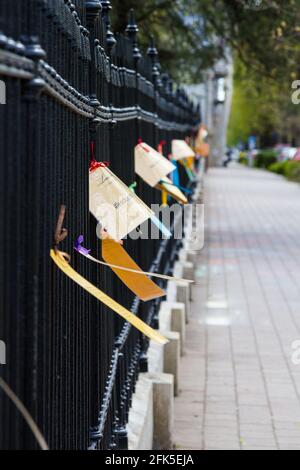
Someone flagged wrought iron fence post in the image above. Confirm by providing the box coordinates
[101,1,120,450]
[126,10,148,373]
[101,1,117,55]
[21,31,46,448]
[126,9,141,138]
[86,0,102,155]
[86,0,102,109]
[147,36,160,142]
[85,1,104,449]
[101,0,117,145]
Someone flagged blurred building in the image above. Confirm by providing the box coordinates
[185,52,233,167]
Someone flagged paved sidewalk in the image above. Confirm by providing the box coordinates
[173,165,300,450]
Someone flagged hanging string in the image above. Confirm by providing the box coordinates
[129,182,137,193]
[89,141,109,172]
[158,140,166,155]
[137,138,150,153]
[0,377,49,450]
[90,160,110,172]
[90,141,96,162]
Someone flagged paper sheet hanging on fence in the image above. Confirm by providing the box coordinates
[102,239,166,301]
[171,160,180,188]
[50,249,168,344]
[135,142,176,187]
[128,180,171,238]
[89,165,154,240]
[180,158,196,182]
[195,125,209,157]
[196,143,210,158]
[186,156,196,172]
[156,176,188,205]
[172,140,196,161]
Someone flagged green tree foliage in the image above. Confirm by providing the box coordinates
[227,58,281,145]
[111,0,300,144]
[111,0,220,83]
[228,56,300,147]
[111,0,300,83]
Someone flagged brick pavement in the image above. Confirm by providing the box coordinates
[173,165,300,450]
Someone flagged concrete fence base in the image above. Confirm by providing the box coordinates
[160,331,180,397]
[127,177,203,450]
[149,373,174,450]
[127,375,154,450]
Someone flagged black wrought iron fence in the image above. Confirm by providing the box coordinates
[0,0,200,450]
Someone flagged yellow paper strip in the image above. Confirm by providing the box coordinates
[162,189,168,207]
[156,176,188,205]
[50,250,168,345]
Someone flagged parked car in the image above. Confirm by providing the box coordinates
[293,148,300,161]
[274,144,297,161]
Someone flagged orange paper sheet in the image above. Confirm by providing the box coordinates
[102,240,166,302]
[196,143,210,158]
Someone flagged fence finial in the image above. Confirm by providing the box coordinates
[168,77,174,97]
[100,1,116,53]
[161,73,170,95]
[126,9,142,62]
[147,36,160,85]
[85,1,102,23]
[21,35,46,101]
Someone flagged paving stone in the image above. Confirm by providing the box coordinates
[241,437,277,448]
[173,167,300,451]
